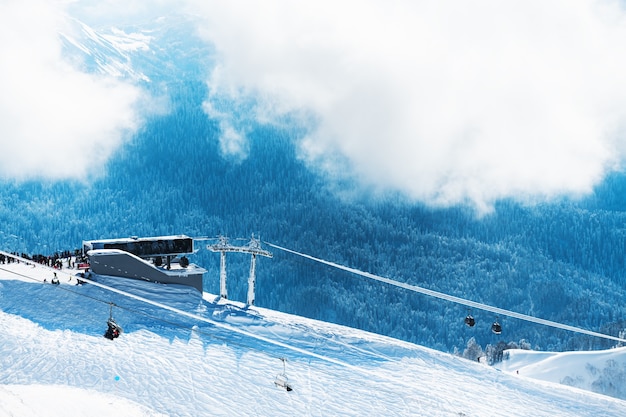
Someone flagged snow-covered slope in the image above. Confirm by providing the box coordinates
[59,15,210,84]
[0,384,161,417]
[1,260,625,417]
[59,17,152,82]
[498,347,626,400]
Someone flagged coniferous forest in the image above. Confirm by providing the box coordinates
[1,16,625,355]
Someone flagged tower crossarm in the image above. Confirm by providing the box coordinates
[246,236,273,258]
[206,236,273,258]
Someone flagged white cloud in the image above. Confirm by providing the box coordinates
[0,0,143,182]
[66,0,180,27]
[190,0,626,212]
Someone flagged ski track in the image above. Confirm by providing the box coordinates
[1,261,626,416]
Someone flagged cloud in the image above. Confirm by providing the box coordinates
[66,0,180,26]
[0,0,144,182]
[190,0,626,212]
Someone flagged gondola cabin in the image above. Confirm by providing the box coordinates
[491,320,502,335]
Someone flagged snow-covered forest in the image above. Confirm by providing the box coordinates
[1,3,626,358]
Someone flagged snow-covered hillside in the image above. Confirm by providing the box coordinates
[59,14,210,84]
[1,260,625,416]
[497,347,626,400]
[59,16,152,81]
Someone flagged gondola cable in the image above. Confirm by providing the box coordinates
[0,258,396,363]
[264,242,626,345]
[1,259,457,401]
[0,261,287,351]
[0,253,404,375]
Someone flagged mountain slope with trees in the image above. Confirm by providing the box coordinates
[1,15,625,355]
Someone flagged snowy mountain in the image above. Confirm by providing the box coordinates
[0,6,626,396]
[59,14,210,83]
[1,258,626,416]
[59,17,152,82]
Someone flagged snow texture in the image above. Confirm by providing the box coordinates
[1,260,625,416]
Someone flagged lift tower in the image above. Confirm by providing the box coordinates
[207,235,272,305]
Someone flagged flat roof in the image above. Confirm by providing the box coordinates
[83,235,192,245]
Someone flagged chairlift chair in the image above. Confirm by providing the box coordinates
[464,313,475,327]
[104,303,123,340]
[274,373,292,392]
[274,357,293,392]
[105,318,122,340]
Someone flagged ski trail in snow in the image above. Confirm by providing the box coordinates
[0,384,36,416]
[0,252,455,407]
[2,261,626,415]
[257,315,404,364]
[0,252,402,372]
[209,296,415,366]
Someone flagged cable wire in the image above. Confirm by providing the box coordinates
[0,252,466,409]
[0,251,398,373]
[264,242,626,345]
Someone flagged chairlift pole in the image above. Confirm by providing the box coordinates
[248,253,257,305]
[245,236,272,306]
[207,236,231,300]
[219,250,228,299]
[207,235,272,305]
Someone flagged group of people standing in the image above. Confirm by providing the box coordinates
[0,252,21,264]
